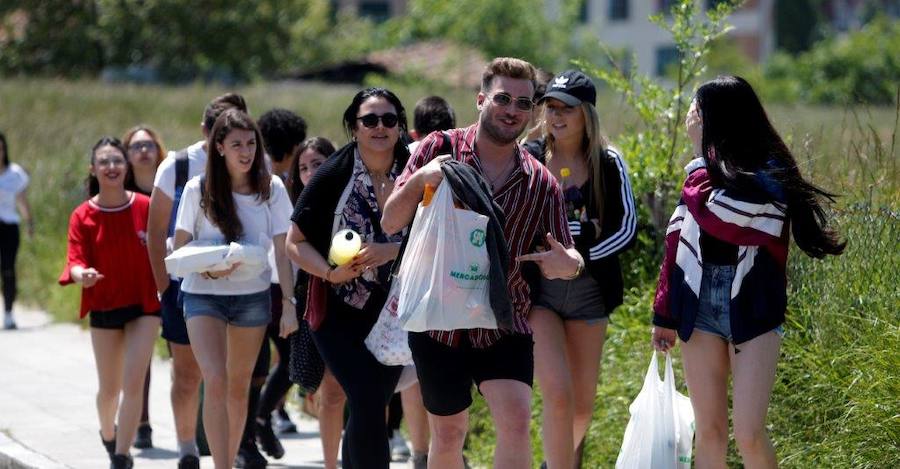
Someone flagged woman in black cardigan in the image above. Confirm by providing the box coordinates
[286,88,408,468]
[525,70,637,468]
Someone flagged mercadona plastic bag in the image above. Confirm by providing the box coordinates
[616,352,695,469]
[396,182,496,332]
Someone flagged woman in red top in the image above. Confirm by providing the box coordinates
[59,136,161,469]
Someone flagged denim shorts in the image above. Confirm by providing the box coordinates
[182,290,272,327]
[695,264,783,342]
[535,272,608,324]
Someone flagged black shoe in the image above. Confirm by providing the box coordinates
[235,440,268,469]
[133,423,153,449]
[109,454,133,469]
[177,454,200,469]
[99,431,115,456]
[255,419,285,459]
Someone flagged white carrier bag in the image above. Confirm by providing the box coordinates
[616,352,695,469]
[395,182,496,332]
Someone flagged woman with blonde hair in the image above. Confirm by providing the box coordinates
[527,69,637,468]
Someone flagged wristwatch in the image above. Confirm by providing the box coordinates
[283,296,298,305]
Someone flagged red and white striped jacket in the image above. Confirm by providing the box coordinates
[653,158,790,344]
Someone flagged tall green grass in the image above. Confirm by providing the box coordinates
[1,79,896,467]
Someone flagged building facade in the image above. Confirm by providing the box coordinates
[570,0,776,77]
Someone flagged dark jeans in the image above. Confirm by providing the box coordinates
[312,293,402,469]
[0,222,19,312]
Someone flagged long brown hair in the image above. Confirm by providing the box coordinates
[202,109,271,243]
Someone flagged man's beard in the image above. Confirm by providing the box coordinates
[479,112,526,145]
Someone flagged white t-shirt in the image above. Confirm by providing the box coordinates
[175,175,293,295]
[153,140,207,200]
[0,163,29,223]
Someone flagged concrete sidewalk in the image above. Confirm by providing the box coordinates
[0,309,407,469]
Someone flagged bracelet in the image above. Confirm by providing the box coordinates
[324,267,334,283]
[564,257,585,280]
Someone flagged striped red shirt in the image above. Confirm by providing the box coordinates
[395,125,573,348]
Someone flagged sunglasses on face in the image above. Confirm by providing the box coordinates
[489,92,535,112]
[128,141,157,153]
[357,113,399,129]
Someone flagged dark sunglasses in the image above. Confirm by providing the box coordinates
[356,113,399,129]
[490,92,535,112]
[128,141,157,152]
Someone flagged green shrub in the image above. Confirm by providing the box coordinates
[765,16,900,105]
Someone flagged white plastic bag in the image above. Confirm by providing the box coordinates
[616,352,695,469]
[396,182,496,332]
[364,278,413,366]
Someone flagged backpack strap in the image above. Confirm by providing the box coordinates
[174,149,189,192]
[167,149,192,238]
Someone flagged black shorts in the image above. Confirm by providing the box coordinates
[89,305,160,330]
[408,332,534,416]
[161,279,190,345]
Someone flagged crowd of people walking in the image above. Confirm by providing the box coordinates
[0,55,845,469]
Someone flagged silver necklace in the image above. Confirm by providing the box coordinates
[485,157,515,190]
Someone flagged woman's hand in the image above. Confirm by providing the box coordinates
[78,267,104,288]
[279,302,299,338]
[352,242,399,271]
[202,262,242,280]
[652,326,678,353]
[685,100,703,154]
[326,262,362,284]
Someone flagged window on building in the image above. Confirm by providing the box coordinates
[609,0,629,20]
[359,1,391,22]
[578,0,590,23]
[655,45,680,77]
[657,0,677,15]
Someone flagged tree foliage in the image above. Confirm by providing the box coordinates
[383,0,583,71]
[765,16,900,105]
[0,0,104,76]
[577,0,740,234]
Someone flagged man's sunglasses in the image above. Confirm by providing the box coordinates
[357,113,399,129]
[489,92,535,112]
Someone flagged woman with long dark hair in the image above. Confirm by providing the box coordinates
[59,137,161,469]
[286,88,408,468]
[527,70,637,468]
[285,136,349,469]
[0,131,33,330]
[173,109,297,469]
[652,75,845,468]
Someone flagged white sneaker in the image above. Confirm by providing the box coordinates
[2,313,16,330]
[390,431,411,461]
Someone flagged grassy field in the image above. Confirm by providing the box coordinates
[1,78,897,467]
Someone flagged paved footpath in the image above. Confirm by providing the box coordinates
[0,309,407,469]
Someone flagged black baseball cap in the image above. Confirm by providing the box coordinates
[538,70,596,107]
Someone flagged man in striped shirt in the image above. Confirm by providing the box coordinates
[383,57,583,469]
